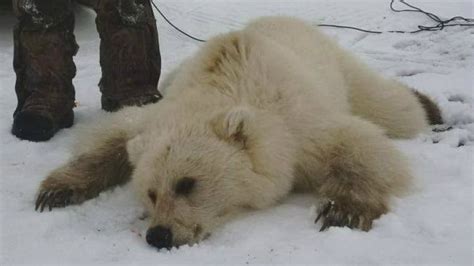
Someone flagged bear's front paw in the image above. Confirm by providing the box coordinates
[35,173,87,212]
[314,199,387,232]
[35,189,74,212]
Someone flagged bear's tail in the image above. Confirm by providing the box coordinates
[412,91,443,125]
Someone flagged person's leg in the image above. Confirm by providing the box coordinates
[12,0,77,141]
[95,0,162,112]
[75,0,97,9]
[1,0,12,9]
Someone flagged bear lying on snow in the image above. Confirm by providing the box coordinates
[35,16,442,249]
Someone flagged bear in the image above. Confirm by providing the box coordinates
[35,16,442,249]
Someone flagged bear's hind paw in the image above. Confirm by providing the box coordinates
[315,200,386,232]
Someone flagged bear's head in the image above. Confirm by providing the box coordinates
[127,107,293,249]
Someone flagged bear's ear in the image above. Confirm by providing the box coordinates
[211,107,254,148]
[126,134,146,166]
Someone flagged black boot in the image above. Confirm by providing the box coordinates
[12,0,77,141]
[95,0,162,112]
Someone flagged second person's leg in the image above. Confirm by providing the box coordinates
[94,0,162,111]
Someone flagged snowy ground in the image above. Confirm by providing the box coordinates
[1,0,473,265]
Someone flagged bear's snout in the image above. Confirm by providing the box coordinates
[146,226,173,249]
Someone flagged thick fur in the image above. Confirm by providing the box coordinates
[36,17,440,246]
[412,91,443,125]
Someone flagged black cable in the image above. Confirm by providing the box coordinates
[319,0,474,34]
[388,0,474,33]
[150,0,206,42]
[317,24,384,34]
[151,0,474,42]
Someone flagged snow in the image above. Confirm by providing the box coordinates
[1,0,473,265]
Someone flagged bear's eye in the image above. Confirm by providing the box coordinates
[148,190,157,204]
[175,177,196,196]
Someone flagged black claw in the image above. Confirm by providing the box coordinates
[40,191,53,212]
[46,191,59,211]
[35,192,47,211]
[320,220,330,232]
[48,192,56,211]
[315,201,333,224]
[320,213,335,231]
[314,210,324,224]
[36,189,75,212]
[50,191,62,207]
[316,200,364,231]
[40,200,46,212]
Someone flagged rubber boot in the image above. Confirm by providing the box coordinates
[95,0,162,112]
[12,0,77,141]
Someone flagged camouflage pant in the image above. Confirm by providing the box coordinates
[13,0,162,113]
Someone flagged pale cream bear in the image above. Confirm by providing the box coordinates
[35,16,442,249]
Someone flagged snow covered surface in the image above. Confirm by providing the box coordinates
[1,0,473,265]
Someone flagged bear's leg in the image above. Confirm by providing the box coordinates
[35,132,132,212]
[306,115,411,231]
[34,106,149,212]
[340,55,441,138]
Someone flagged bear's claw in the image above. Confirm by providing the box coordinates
[314,200,333,226]
[35,189,73,212]
[315,200,375,232]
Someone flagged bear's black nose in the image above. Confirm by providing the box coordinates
[146,226,173,249]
